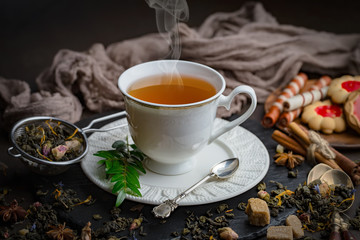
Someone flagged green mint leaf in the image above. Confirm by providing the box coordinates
[126,166,140,186]
[110,174,124,183]
[129,158,146,174]
[112,181,125,194]
[112,140,126,151]
[115,190,126,207]
[94,137,147,207]
[126,184,142,197]
[94,150,118,159]
[130,143,138,149]
[106,165,125,175]
[130,150,145,161]
[97,159,106,165]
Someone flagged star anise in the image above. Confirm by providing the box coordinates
[0,199,27,223]
[274,151,304,169]
[46,222,76,240]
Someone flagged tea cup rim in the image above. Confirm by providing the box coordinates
[118,60,226,108]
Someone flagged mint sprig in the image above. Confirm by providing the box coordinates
[94,137,146,207]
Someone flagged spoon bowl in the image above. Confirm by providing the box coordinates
[212,157,239,179]
[320,169,354,189]
[307,163,333,184]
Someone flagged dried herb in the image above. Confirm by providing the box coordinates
[51,183,95,211]
[130,204,145,212]
[216,204,229,213]
[350,207,360,230]
[237,202,247,211]
[92,214,103,220]
[288,169,298,178]
[95,138,146,207]
[46,222,76,240]
[129,215,143,231]
[273,151,304,169]
[0,199,27,223]
[257,181,266,191]
[24,202,60,237]
[292,180,355,233]
[251,180,355,234]
[257,190,270,202]
[81,222,92,240]
[16,120,84,161]
[93,216,133,237]
[173,207,232,239]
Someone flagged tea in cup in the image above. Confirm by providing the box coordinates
[118,60,257,175]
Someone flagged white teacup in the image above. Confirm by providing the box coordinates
[118,60,257,175]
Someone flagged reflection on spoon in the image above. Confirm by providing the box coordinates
[152,158,240,218]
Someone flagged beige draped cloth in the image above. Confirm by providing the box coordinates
[1,2,360,129]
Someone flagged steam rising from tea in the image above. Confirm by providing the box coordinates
[145,0,188,60]
[145,0,189,86]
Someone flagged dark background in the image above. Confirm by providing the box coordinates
[1,0,360,91]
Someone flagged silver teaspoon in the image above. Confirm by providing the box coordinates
[152,158,240,218]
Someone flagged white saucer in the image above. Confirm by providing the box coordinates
[81,118,270,206]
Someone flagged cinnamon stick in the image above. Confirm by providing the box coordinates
[272,130,306,156]
[288,122,360,185]
[288,122,310,145]
[289,129,341,170]
[272,129,341,170]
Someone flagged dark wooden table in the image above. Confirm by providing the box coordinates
[1,1,360,239]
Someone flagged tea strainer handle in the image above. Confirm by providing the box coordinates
[82,111,127,133]
[8,147,22,158]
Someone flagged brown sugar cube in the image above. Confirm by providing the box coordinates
[245,198,270,226]
[267,226,293,240]
[286,215,304,239]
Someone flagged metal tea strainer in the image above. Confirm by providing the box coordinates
[8,111,127,175]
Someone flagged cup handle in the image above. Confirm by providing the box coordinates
[208,85,257,144]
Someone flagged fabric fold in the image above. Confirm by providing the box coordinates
[1,2,360,129]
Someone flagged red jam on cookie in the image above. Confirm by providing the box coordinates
[327,75,360,104]
[314,105,342,118]
[342,81,360,92]
[301,100,346,134]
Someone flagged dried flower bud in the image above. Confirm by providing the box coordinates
[42,141,52,156]
[298,213,311,224]
[257,190,270,202]
[81,222,91,240]
[218,227,239,240]
[51,145,69,160]
[65,139,82,151]
[129,217,143,231]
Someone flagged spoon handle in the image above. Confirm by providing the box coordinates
[152,173,214,218]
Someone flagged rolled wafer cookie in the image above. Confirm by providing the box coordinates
[262,73,308,128]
